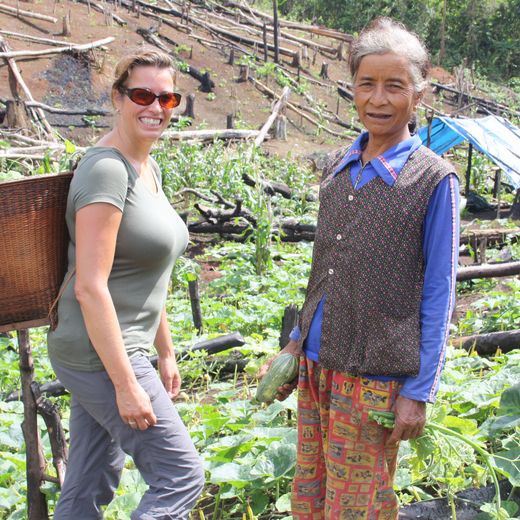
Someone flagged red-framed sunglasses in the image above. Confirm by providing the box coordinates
[119,87,182,109]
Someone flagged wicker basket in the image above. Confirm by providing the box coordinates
[0,172,73,332]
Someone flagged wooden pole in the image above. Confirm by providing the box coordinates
[188,279,203,334]
[262,22,268,62]
[465,143,473,195]
[511,189,520,220]
[272,0,279,64]
[17,329,49,520]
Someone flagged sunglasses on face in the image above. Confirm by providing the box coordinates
[119,87,182,109]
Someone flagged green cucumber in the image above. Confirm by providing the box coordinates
[256,353,299,403]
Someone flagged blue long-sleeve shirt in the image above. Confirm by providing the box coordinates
[290,132,460,403]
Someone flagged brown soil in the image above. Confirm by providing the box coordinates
[0,0,356,158]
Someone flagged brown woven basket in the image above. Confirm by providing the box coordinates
[0,172,73,332]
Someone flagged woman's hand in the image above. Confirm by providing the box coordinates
[257,340,301,401]
[158,355,182,399]
[116,382,157,431]
[386,395,426,445]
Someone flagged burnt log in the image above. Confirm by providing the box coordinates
[400,480,518,520]
[431,81,520,118]
[451,329,520,355]
[6,333,246,400]
[337,85,354,101]
[456,261,520,281]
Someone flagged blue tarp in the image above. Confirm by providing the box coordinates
[418,115,520,189]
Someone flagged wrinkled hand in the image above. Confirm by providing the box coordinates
[387,395,426,445]
[116,382,157,431]
[257,340,301,402]
[158,355,182,399]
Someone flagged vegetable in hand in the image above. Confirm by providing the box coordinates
[255,353,299,403]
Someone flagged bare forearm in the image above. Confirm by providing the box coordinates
[76,284,137,389]
[154,308,175,359]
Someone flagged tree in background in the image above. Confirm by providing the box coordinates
[276,0,519,81]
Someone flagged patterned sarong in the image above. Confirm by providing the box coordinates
[291,357,401,520]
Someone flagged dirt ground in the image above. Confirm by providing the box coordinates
[0,0,459,160]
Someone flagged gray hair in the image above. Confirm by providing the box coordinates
[349,17,430,94]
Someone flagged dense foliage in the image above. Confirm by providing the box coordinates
[266,0,520,81]
[1,141,519,518]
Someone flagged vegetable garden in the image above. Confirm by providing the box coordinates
[0,140,519,520]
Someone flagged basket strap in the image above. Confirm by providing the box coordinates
[48,269,76,330]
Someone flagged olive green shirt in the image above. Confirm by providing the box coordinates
[47,147,188,371]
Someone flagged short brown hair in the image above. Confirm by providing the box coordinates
[112,49,176,93]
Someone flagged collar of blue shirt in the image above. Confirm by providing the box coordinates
[332,132,423,187]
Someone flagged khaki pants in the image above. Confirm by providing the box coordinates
[51,354,204,520]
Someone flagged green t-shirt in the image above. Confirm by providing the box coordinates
[47,147,188,371]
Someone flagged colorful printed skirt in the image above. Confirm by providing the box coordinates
[291,357,401,520]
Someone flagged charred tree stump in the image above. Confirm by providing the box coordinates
[228,47,235,65]
[320,62,329,79]
[274,114,287,140]
[61,13,71,36]
[238,64,249,82]
[200,71,213,93]
[188,279,203,334]
[279,304,299,348]
[182,93,195,119]
[291,50,301,68]
[302,45,309,64]
[337,42,345,61]
[226,113,234,129]
[17,330,49,520]
[4,99,30,129]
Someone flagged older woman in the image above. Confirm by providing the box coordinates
[47,50,204,519]
[260,17,460,519]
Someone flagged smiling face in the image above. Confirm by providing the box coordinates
[353,53,421,149]
[113,65,175,145]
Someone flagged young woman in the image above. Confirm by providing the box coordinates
[47,50,204,519]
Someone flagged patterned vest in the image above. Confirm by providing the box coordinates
[298,145,456,376]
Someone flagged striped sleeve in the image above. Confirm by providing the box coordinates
[399,174,460,403]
